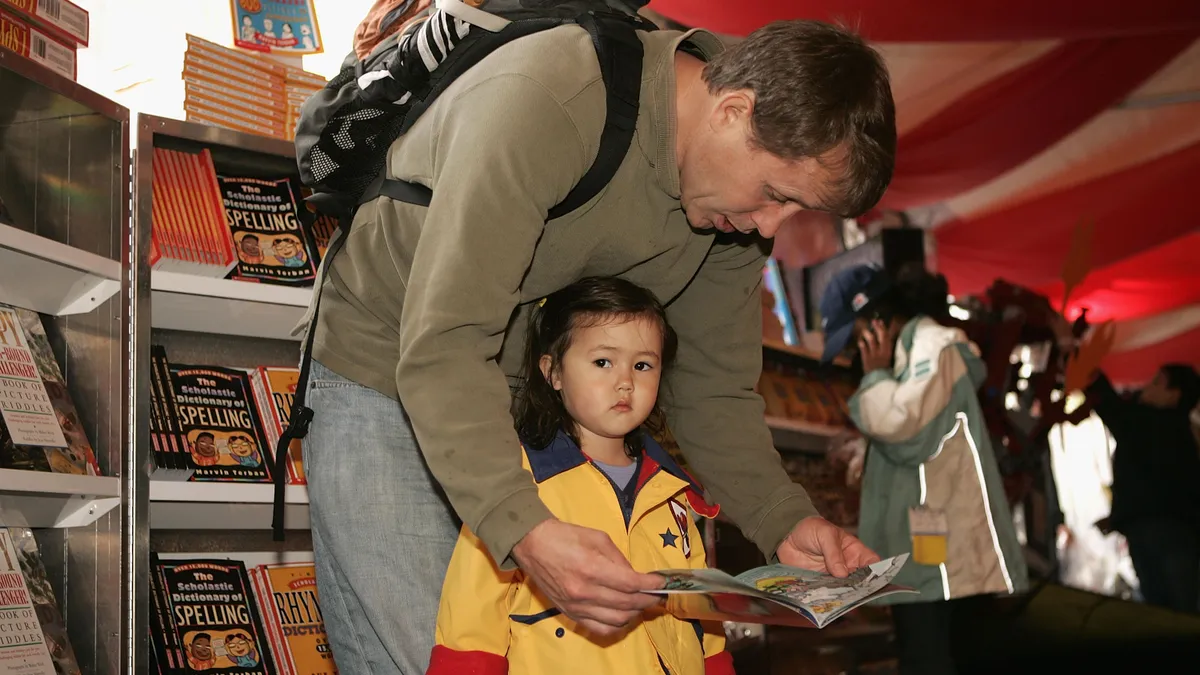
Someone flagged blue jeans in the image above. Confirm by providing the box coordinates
[303,360,460,674]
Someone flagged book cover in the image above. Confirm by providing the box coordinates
[0,6,76,81]
[251,563,336,675]
[0,304,99,475]
[0,528,56,674]
[250,367,304,484]
[7,528,82,675]
[218,176,318,286]
[168,363,272,483]
[155,557,278,674]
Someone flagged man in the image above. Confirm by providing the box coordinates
[301,17,896,673]
[1088,363,1200,613]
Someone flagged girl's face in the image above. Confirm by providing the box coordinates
[542,316,663,447]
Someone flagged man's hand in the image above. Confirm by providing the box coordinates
[511,519,664,636]
[858,319,894,374]
[777,516,880,577]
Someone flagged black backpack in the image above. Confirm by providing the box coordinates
[273,0,657,538]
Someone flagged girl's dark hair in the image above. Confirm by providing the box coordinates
[514,277,678,456]
[869,262,950,325]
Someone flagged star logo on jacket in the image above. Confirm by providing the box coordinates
[668,499,692,558]
[660,529,678,548]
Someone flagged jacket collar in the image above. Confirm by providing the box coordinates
[523,429,719,517]
[638,29,726,199]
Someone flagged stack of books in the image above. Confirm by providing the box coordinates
[0,0,89,81]
[182,34,326,141]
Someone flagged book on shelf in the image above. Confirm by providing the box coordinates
[149,147,238,278]
[757,357,857,432]
[149,146,329,289]
[181,34,325,142]
[0,303,101,476]
[0,5,77,82]
[167,363,274,484]
[249,366,305,485]
[649,554,914,629]
[0,0,89,48]
[0,527,82,675]
[250,562,337,675]
[149,555,279,675]
[149,346,308,485]
[217,176,319,287]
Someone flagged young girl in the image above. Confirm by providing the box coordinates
[428,276,734,675]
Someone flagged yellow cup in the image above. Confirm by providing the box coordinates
[911,534,947,566]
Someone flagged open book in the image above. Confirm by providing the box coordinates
[648,554,914,629]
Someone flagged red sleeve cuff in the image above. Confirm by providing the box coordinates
[428,645,508,675]
[705,650,737,675]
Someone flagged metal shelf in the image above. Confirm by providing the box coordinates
[2,47,135,675]
[149,480,309,530]
[150,270,311,340]
[0,469,121,528]
[0,223,122,315]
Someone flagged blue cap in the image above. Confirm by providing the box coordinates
[819,264,890,363]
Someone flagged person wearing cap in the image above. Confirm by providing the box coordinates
[819,263,1027,675]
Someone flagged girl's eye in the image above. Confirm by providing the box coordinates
[635,362,654,371]
[593,359,611,368]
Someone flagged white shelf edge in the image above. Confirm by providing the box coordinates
[151,270,312,307]
[149,480,310,530]
[149,480,308,504]
[150,271,313,341]
[765,416,847,439]
[0,223,122,316]
[0,469,121,528]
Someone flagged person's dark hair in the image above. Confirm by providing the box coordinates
[1160,363,1200,411]
[514,277,677,457]
[869,263,950,326]
[702,19,896,218]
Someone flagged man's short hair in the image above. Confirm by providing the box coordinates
[703,20,896,218]
[1161,363,1200,411]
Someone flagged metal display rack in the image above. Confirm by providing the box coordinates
[0,49,135,674]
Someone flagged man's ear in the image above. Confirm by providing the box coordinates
[709,89,754,131]
[539,354,562,391]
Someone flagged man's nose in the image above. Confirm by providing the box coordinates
[756,203,804,239]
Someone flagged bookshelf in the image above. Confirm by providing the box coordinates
[0,49,136,674]
[135,118,313,546]
[150,270,311,340]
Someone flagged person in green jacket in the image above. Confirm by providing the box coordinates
[819,264,1028,675]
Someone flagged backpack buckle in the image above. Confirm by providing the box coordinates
[287,405,315,440]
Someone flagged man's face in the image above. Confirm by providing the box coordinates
[1139,370,1180,409]
[678,91,841,239]
[190,637,212,660]
[241,237,261,255]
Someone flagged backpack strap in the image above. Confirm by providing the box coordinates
[271,12,647,540]
[547,11,643,220]
[374,11,645,219]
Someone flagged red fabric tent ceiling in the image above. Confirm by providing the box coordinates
[881,34,1192,209]
[647,0,1200,41]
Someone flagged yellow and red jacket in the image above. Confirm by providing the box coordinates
[428,431,735,675]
